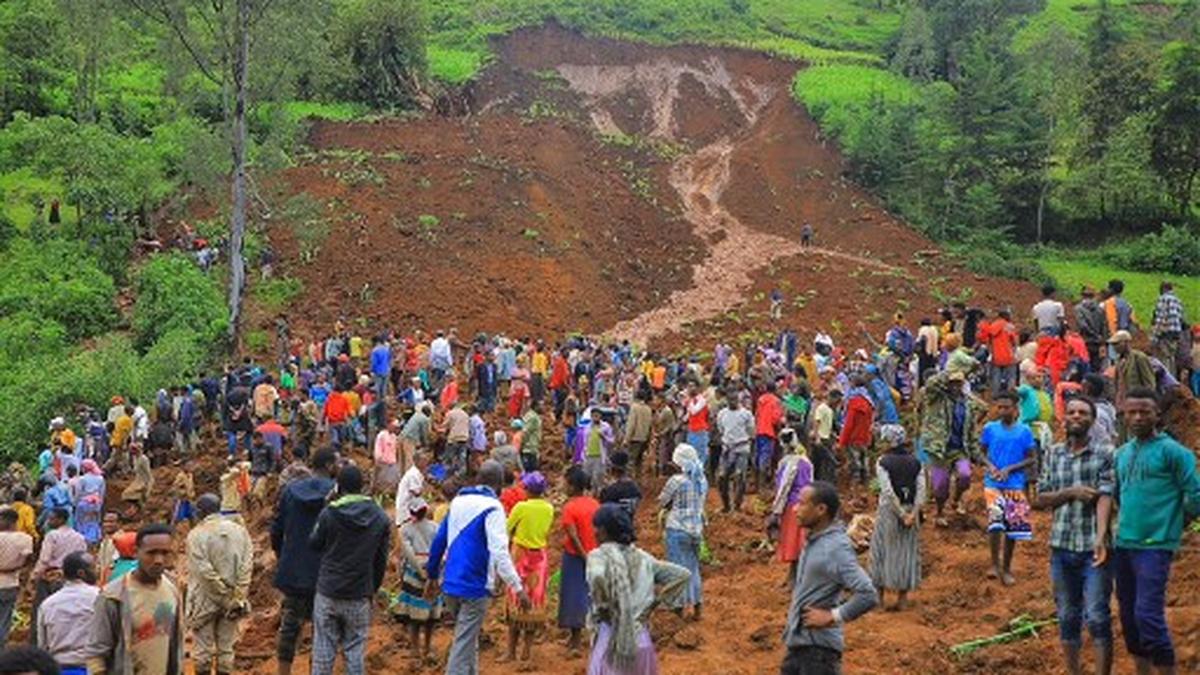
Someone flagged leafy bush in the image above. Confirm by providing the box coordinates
[0,238,116,340]
[253,276,304,312]
[132,253,228,350]
[948,231,1055,286]
[1097,225,1200,276]
[332,0,428,108]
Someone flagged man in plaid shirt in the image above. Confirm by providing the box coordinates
[1034,397,1115,675]
[1151,282,1185,377]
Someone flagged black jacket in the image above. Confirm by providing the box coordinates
[309,494,391,600]
[270,475,335,595]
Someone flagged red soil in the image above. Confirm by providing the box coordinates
[189,23,1199,675]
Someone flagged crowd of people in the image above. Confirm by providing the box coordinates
[0,278,1195,675]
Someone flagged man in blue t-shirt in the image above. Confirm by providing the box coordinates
[981,391,1037,586]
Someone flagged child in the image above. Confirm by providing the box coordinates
[170,468,195,525]
[393,497,440,663]
[504,472,554,663]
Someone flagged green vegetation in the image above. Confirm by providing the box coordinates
[253,277,306,312]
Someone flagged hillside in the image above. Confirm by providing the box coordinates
[252,25,1039,347]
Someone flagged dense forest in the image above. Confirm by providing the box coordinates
[0,0,1197,460]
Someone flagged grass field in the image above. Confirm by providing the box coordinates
[1039,256,1199,322]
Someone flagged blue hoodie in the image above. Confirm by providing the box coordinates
[426,486,523,599]
[865,367,900,425]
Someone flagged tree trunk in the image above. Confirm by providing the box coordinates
[1036,178,1047,244]
[227,0,250,342]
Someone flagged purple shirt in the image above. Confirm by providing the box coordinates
[775,456,813,507]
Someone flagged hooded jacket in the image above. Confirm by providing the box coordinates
[270,475,334,596]
[309,494,391,600]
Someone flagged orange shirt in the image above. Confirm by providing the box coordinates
[324,392,351,423]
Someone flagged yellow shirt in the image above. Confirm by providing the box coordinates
[349,336,365,359]
[433,502,450,524]
[506,498,554,550]
[112,416,133,448]
[343,390,362,416]
[726,353,741,377]
[13,502,37,542]
[531,352,548,376]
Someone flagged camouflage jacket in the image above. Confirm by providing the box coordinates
[918,374,981,464]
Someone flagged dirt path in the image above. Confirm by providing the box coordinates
[553,58,897,344]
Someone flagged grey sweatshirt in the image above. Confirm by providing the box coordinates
[783,522,878,652]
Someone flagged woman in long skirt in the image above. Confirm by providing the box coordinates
[504,472,554,663]
[394,497,440,661]
[587,504,689,675]
[869,424,925,610]
[558,466,599,654]
[769,429,812,586]
[657,444,706,620]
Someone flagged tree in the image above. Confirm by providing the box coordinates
[1151,42,1200,217]
[892,5,937,82]
[333,0,429,108]
[0,0,66,122]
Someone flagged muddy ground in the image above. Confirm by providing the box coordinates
[179,23,1200,675]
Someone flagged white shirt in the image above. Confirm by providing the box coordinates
[37,580,99,664]
[394,466,425,526]
[430,337,452,369]
[133,406,149,440]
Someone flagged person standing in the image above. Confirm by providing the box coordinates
[769,429,813,588]
[369,336,392,401]
[754,380,785,492]
[869,425,924,611]
[919,371,977,526]
[308,465,391,675]
[0,509,33,649]
[981,392,1038,586]
[1108,331,1156,408]
[269,448,337,675]
[780,481,878,675]
[85,524,185,675]
[800,222,814,248]
[503,472,554,663]
[838,376,875,486]
[808,390,839,484]
[1033,397,1115,675]
[1075,286,1108,369]
[623,393,653,479]
[520,400,543,473]
[651,394,677,478]
[586,504,690,674]
[683,383,711,467]
[557,466,598,655]
[372,418,401,501]
[1111,388,1200,674]
[36,551,97,675]
[30,508,86,647]
[658,444,707,621]
[716,391,754,513]
[582,408,614,491]
[186,494,253,675]
[1032,285,1066,336]
[425,460,529,675]
[393,497,440,662]
[979,310,1019,396]
[1151,282,1185,378]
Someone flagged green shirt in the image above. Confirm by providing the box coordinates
[1114,432,1200,550]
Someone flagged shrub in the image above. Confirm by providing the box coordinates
[1098,225,1200,276]
[0,238,116,340]
[332,0,428,108]
[132,253,228,350]
[253,276,304,312]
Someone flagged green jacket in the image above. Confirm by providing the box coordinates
[918,374,980,464]
[1114,432,1200,550]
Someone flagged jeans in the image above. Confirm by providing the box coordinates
[665,528,702,607]
[276,592,314,662]
[755,435,776,473]
[225,430,250,457]
[329,422,349,449]
[780,645,842,675]
[311,593,371,675]
[686,431,709,466]
[0,586,17,649]
[1114,547,1175,666]
[1050,548,1112,646]
[445,595,489,675]
[989,363,1018,397]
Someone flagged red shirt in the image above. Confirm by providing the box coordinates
[500,484,527,515]
[838,395,875,448]
[255,420,288,438]
[754,393,784,438]
[560,495,599,556]
[686,396,709,432]
[324,392,351,423]
[549,356,570,390]
[980,319,1018,367]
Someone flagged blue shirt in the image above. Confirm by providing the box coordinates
[982,421,1036,490]
[369,344,391,377]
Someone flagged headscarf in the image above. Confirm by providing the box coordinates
[877,424,906,449]
[81,459,103,477]
[671,443,707,488]
[521,471,547,495]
